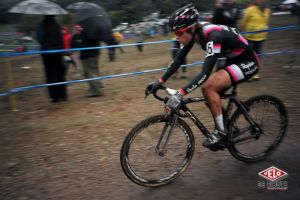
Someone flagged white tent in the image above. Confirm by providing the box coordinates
[19,36,33,41]
[282,0,298,5]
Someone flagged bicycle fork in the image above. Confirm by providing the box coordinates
[155,112,179,157]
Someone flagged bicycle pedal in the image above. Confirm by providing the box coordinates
[208,146,219,151]
[217,143,226,150]
[208,142,226,151]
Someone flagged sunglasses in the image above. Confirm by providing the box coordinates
[174,26,192,36]
[174,30,185,36]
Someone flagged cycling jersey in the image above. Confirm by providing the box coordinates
[160,22,259,95]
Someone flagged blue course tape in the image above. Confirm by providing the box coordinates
[0,25,298,58]
[241,25,299,35]
[0,49,298,97]
[0,60,205,97]
[0,40,175,58]
[259,49,298,56]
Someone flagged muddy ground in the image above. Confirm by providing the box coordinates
[0,14,299,200]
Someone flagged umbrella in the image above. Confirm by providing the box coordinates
[9,0,68,15]
[66,2,106,12]
[66,2,113,42]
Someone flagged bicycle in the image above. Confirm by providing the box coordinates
[120,85,288,187]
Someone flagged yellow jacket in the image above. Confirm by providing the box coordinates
[240,5,270,41]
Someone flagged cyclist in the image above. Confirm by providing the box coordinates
[145,4,259,148]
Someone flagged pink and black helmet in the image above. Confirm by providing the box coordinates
[168,4,200,32]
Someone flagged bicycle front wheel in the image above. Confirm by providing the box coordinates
[120,115,195,187]
[228,95,288,163]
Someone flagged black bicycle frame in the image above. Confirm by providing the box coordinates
[153,85,261,149]
[179,89,261,139]
[180,97,211,137]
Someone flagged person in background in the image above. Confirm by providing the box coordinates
[113,31,125,53]
[36,15,67,103]
[62,26,77,75]
[136,27,145,52]
[71,24,103,97]
[240,0,270,80]
[212,0,241,70]
[212,0,240,27]
[162,21,169,36]
[15,44,27,52]
[108,31,124,62]
[171,35,187,79]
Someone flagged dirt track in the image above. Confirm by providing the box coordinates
[0,15,299,200]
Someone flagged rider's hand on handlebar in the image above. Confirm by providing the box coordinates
[166,90,183,110]
[145,80,162,96]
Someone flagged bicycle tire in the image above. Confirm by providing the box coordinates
[120,115,195,187]
[227,95,288,163]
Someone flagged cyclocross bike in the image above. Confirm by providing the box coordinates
[120,85,288,187]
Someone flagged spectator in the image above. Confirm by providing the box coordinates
[71,25,103,97]
[108,31,124,62]
[240,0,271,80]
[136,27,145,52]
[162,22,169,36]
[36,15,67,103]
[212,0,241,27]
[171,35,187,79]
[212,0,241,70]
[62,26,77,75]
[15,44,27,52]
[113,31,125,53]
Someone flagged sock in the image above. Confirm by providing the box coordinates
[215,115,224,131]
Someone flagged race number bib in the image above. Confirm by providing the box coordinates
[205,41,214,57]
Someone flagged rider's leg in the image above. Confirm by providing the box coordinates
[201,69,232,131]
[201,60,258,148]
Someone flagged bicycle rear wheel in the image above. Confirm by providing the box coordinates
[120,115,195,187]
[228,95,288,163]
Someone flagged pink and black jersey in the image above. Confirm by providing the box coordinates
[202,22,250,59]
[161,22,259,95]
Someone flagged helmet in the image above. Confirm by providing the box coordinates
[168,4,199,32]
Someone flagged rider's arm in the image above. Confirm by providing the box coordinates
[159,40,194,83]
[179,30,223,95]
[179,55,218,95]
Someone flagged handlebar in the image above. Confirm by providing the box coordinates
[146,84,238,104]
[152,85,178,102]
